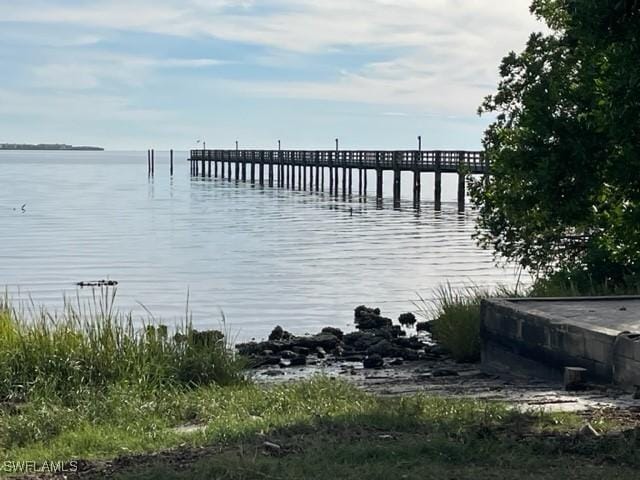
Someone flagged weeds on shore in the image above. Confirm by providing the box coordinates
[415,284,519,362]
[0,289,246,404]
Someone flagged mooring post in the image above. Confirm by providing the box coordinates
[150,149,155,177]
[170,149,174,176]
[458,151,466,213]
[147,149,151,176]
[435,151,442,211]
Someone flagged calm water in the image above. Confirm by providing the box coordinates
[0,150,521,341]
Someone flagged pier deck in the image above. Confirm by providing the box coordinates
[189,149,488,210]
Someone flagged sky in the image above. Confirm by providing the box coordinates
[0,1,543,150]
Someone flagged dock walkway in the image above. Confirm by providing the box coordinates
[189,149,487,210]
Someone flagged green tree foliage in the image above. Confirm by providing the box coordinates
[472,0,640,286]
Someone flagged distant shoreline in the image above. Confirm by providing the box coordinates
[0,143,104,151]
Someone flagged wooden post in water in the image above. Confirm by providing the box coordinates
[250,152,255,185]
[207,151,212,177]
[147,150,151,176]
[170,149,174,176]
[434,151,442,211]
[227,156,232,181]
[307,157,312,190]
[299,160,304,191]
[329,152,334,195]
[259,151,264,186]
[457,151,466,213]
[268,152,274,187]
[151,149,155,177]
[393,151,401,207]
[363,168,367,198]
[413,136,421,206]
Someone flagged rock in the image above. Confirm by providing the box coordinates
[293,333,341,352]
[398,312,417,328]
[316,347,327,359]
[280,350,297,360]
[262,370,285,376]
[366,340,397,357]
[289,355,307,367]
[344,332,382,351]
[389,358,404,366]
[363,354,384,369]
[268,326,285,341]
[398,349,420,361]
[355,305,381,317]
[432,368,459,377]
[354,305,393,330]
[393,337,425,350]
[292,346,311,356]
[416,321,434,333]
[321,327,344,340]
[279,358,291,368]
[251,356,281,368]
[342,354,365,362]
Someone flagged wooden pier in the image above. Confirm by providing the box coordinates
[189,149,487,211]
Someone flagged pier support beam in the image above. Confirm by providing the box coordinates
[342,166,347,199]
[250,159,255,184]
[458,171,466,213]
[413,171,421,206]
[434,152,442,211]
[358,169,362,196]
[329,162,334,194]
[458,152,466,213]
[348,168,352,196]
[376,168,383,200]
[393,169,401,206]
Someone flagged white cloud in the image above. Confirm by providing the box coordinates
[1,0,543,117]
[30,53,227,91]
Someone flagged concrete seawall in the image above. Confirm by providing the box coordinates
[481,297,640,391]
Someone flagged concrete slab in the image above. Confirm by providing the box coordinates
[481,296,640,392]
[514,297,640,334]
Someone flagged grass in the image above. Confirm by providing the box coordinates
[415,284,519,362]
[0,289,246,403]
[1,375,638,479]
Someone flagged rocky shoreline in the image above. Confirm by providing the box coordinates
[236,305,449,372]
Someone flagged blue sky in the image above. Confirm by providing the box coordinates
[0,1,542,150]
